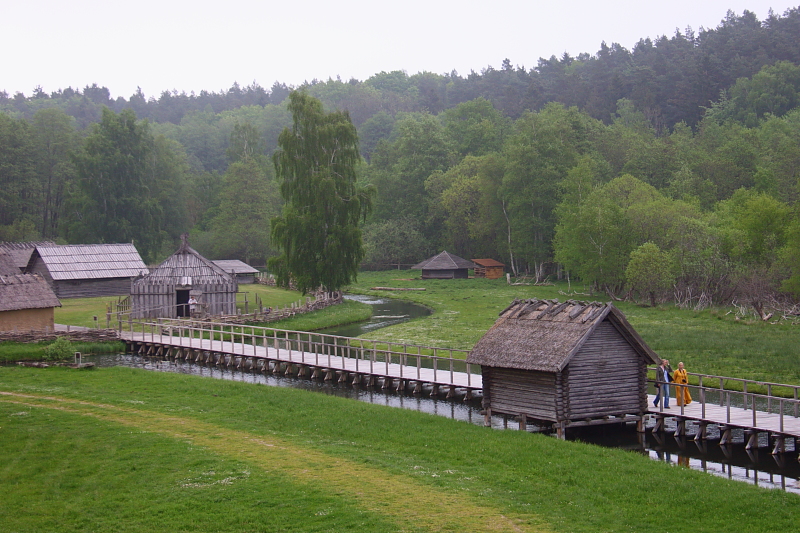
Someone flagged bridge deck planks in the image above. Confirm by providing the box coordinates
[122,331,482,389]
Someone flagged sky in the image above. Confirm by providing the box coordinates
[2,1,797,100]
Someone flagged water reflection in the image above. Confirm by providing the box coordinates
[88,353,800,494]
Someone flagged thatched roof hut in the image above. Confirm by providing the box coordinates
[0,253,61,332]
[468,298,660,437]
[131,237,237,318]
[411,251,477,279]
[0,241,56,272]
[472,258,505,279]
[212,260,260,284]
[26,243,147,298]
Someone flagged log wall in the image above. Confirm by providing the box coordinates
[483,366,558,421]
[131,281,237,318]
[566,321,647,419]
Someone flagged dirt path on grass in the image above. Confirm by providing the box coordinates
[0,391,549,533]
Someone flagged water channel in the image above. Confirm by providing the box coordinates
[85,294,800,494]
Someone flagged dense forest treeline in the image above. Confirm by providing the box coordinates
[3,8,800,311]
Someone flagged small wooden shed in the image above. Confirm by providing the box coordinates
[411,251,477,279]
[26,243,147,298]
[212,260,260,284]
[0,253,61,332]
[131,237,237,318]
[468,298,660,437]
[472,258,505,279]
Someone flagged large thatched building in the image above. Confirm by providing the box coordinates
[131,237,237,318]
[411,251,477,279]
[0,253,61,332]
[468,298,660,437]
[26,243,147,298]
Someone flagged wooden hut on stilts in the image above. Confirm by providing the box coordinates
[467,298,660,438]
[131,235,237,319]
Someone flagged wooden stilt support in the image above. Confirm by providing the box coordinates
[351,373,360,385]
[311,368,323,380]
[446,385,456,399]
[297,365,307,378]
[412,381,422,394]
[745,431,759,450]
[367,375,376,388]
[463,388,473,401]
[771,435,785,455]
[674,418,686,437]
[338,371,348,383]
[395,380,405,393]
[430,384,439,397]
[518,413,527,431]
[382,377,392,390]
[284,363,294,376]
[694,422,708,441]
[324,369,335,381]
[636,416,645,433]
[556,421,566,440]
[719,426,732,445]
[483,407,492,427]
[273,361,282,374]
[651,414,665,433]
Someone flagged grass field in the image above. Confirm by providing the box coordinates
[346,271,800,386]
[1,366,797,533]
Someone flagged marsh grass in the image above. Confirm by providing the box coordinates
[0,366,796,533]
[346,271,800,386]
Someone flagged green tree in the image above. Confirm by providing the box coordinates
[626,242,675,306]
[269,92,373,293]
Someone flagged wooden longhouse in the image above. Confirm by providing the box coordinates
[131,238,237,319]
[25,243,147,298]
[212,260,260,284]
[0,253,61,332]
[467,298,660,438]
[411,251,477,279]
[472,258,505,279]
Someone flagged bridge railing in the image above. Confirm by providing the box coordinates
[649,368,800,429]
[121,317,481,388]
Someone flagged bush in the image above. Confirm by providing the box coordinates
[42,337,74,361]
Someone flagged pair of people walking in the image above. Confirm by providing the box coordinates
[654,359,692,408]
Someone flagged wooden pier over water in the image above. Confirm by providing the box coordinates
[120,318,481,399]
[118,318,800,455]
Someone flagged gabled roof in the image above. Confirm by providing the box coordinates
[212,260,259,275]
[411,251,477,271]
[32,243,147,280]
[135,238,234,286]
[0,253,61,311]
[467,298,660,372]
[472,258,505,267]
[0,241,56,271]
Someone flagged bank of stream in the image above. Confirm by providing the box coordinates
[82,294,800,494]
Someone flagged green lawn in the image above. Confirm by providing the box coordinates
[345,271,800,386]
[0,366,796,533]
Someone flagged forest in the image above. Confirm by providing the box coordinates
[2,8,800,311]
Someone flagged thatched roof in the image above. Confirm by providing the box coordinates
[135,238,234,286]
[0,253,61,311]
[212,260,259,275]
[411,251,477,271]
[0,241,56,271]
[472,258,505,267]
[33,243,147,280]
[468,298,659,372]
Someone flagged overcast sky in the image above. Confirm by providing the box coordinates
[2,1,797,99]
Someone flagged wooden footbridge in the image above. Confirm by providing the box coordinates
[647,375,800,456]
[118,318,800,456]
[119,318,481,399]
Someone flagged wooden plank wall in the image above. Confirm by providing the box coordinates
[131,281,237,318]
[485,367,558,421]
[566,321,647,419]
[55,278,131,299]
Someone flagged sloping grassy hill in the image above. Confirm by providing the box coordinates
[0,366,797,533]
